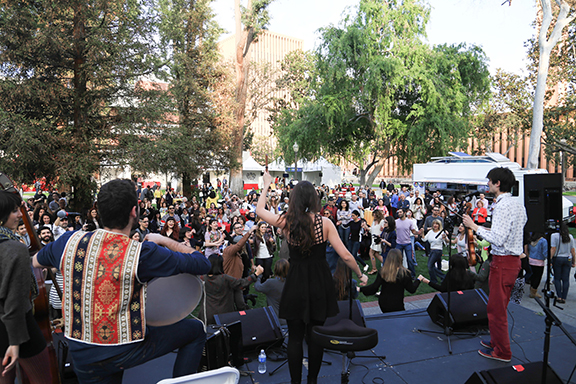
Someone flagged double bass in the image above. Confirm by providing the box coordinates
[464,202,479,267]
[0,173,60,383]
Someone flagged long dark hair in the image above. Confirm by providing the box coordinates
[560,222,570,243]
[283,181,320,253]
[384,215,396,231]
[333,258,352,300]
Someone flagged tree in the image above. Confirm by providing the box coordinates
[0,0,163,210]
[526,0,575,169]
[229,0,273,196]
[129,0,235,196]
[272,0,490,185]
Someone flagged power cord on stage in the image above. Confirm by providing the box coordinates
[507,307,531,363]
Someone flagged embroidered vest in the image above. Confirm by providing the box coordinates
[60,229,145,345]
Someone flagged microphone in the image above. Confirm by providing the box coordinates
[463,191,480,201]
[57,210,81,218]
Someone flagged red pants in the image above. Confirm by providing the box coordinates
[487,255,520,359]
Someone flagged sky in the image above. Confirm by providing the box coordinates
[211,0,538,75]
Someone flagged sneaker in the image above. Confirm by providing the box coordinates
[480,340,493,349]
[478,348,511,363]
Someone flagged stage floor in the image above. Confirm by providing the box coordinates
[123,302,576,384]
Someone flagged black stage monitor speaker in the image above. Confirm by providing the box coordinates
[427,289,488,329]
[214,306,283,352]
[465,361,563,384]
[198,321,243,372]
[324,299,366,328]
[524,173,563,233]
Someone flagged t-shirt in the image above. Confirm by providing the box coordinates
[395,218,416,245]
[551,233,575,258]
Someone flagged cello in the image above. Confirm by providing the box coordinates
[464,202,479,267]
[0,173,60,384]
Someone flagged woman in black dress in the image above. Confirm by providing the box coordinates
[360,249,420,313]
[256,172,368,384]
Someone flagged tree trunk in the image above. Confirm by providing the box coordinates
[527,0,575,169]
[182,172,191,198]
[229,0,253,196]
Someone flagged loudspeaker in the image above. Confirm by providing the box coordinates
[324,300,366,328]
[198,321,243,372]
[427,289,488,329]
[214,306,283,352]
[465,361,563,384]
[524,173,563,233]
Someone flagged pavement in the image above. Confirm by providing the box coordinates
[361,269,576,329]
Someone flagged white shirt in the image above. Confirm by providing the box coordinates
[476,193,526,256]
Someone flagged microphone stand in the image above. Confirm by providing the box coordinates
[417,199,474,354]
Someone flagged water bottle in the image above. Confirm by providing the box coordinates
[258,349,267,374]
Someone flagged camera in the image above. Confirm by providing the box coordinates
[372,235,382,245]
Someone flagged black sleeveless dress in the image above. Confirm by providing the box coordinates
[279,215,339,323]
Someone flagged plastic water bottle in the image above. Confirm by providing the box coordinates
[258,349,267,374]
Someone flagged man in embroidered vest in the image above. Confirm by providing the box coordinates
[33,179,210,383]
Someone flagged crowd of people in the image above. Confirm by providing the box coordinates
[1,170,575,383]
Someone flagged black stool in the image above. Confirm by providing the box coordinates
[311,271,385,383]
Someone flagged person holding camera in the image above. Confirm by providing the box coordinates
[368,209,385,274]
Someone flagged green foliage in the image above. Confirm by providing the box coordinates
[129,0,234,192]
[0,0,164,210]
[271,0,491,179]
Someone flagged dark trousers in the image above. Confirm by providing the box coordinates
[71,318,206,384]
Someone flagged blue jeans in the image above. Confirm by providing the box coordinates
[351,241,366,267]
[397,243,415,277]
[428,249,445,283]
[326,244,338,274]
[553,257,572,300]
[338,226,351,251]
[71,318,206,384]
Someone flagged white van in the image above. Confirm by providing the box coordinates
[412,152,575,222]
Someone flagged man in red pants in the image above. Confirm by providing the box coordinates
[463,167,527,362]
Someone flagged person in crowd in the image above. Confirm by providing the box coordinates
[348,211,367,270]
[15,220,30,247]
[390,189,399,218]
[32,205,48,226]
[333,258,358,301]
[418,254,474,292]
[406,209,419,266]
[252,221,276,282]
[255,259,290,326]
[412,197,426,229]
[478,193,490,214]
[204,219,225,258]
[38,226,54,245]
[374,198,389,217]
[380,216,397,264]
[422,206,444,257]
[397,194,410,213]
[207,202,218,217]
[360,249,420,313]
[179,226,200,250]
[256,171,367,384]
[200,255,263,324]
[160,216,180,241]
[136,216,150,241]
[0,191,54,383]
[472,200,488,225]
[35,213,54,231]
[423,219,448,284]
[33,179,210,382]
[161,205,181,227]
[85,207,101,230]
[474,252,492,295]
[526,232,547,299]
[368,210,385,274]
[216,207,228,224]
[551,222,576,304]
[129,230,141,242]
[336,200,352,248]
[463,167,527,363]
[395,208,421,278]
